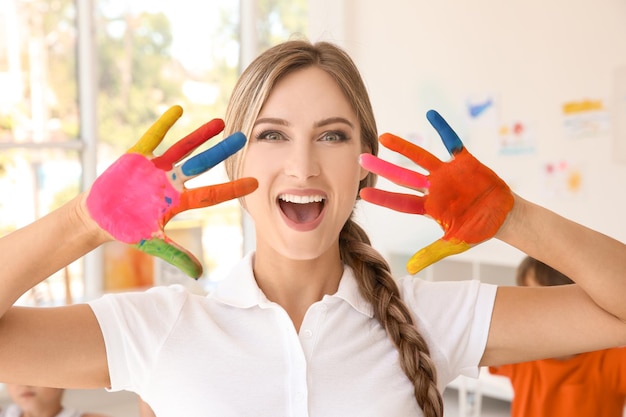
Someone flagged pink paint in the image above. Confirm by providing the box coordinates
[360,153,430,189]
[87,153,181,243]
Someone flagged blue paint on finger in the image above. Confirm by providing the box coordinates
[426,110,464,155]
[181,132,247,176]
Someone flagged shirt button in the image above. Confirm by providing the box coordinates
[302,329,313,338]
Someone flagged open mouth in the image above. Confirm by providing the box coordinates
[278,193,326,224]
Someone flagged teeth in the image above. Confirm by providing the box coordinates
[278,194,325,204]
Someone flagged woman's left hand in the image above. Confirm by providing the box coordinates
[359,110,514,274]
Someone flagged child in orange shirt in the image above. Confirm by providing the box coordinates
[489,257,626,416]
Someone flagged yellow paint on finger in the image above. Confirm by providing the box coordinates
[128,105,184,156]
[406,238,471,275]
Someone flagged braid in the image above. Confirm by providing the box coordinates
[339,219,443,417]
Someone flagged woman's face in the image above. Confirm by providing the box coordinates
[242,66,368,260]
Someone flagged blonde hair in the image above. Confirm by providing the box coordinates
[223,40,443,417]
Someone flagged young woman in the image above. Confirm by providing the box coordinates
[0,40,624,417]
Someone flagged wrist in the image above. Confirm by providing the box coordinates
[495,193,531,244]
[72,192,114,246]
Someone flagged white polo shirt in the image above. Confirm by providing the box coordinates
[89,252,496,417]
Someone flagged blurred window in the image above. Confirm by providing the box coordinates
[0,0,308,302]
[0,0,81,305]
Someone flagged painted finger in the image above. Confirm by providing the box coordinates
[163,177,258,222]
[180,132,247,177]
[406,238,471,275]
[360,188,426,214]
[360,154,429,191]
[128,105,183,156]
[379,133,442,172]
[426,110,464,156]
[153,118,226,171]
[135,236,203,278]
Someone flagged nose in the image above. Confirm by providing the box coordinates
[284,140,320,179]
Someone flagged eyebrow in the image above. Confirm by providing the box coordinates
[253,117,355,129]
[254,117,290,127]
[314,117,354,129]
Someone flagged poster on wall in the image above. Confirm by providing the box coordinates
[465,93,498,128]
[542,159,585,200]
[614,67,626,164]
[497,120,536,155]
[562,98,610,140]
[464,93,499,150]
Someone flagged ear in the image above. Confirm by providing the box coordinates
[359,164,369,181]
[359,145,373,181]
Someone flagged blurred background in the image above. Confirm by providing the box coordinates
[0,0,624,415]
[0,0,308,303]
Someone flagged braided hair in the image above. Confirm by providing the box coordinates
[223,39,443,417]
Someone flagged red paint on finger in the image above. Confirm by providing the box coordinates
[360,188,426,215]
[153,119,225,170]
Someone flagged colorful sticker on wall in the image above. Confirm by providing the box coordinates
[542,159,584,199]
[562,98,610,140]
[465,94,498,128]
[497,120,536,155]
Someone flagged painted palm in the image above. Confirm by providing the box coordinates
[86,106,258,278]
[360,110,514,275]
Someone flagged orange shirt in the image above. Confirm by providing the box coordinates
[489,348,626,417]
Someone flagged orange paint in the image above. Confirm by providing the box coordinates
[360,130,514,275]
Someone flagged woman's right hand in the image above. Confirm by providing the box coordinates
[86,105,258,278]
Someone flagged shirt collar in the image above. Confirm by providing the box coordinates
[211,252,263,308]
[212,251,374,318]
[331,265,374,318]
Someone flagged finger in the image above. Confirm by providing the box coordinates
[153,118,226,171]
[406,238,472,275]
[360,188,426,214]
[379,133,442,171]
[164,177,258,222]
[426,110,464,156]
[135,237,203,279]
[128,105,183,156]
[180,132,247,177]
[359,153,429,191]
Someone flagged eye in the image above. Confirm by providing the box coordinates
[320,131,348,142]
[255,130,285,142]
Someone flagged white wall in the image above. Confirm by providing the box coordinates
[309,0,626,270]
